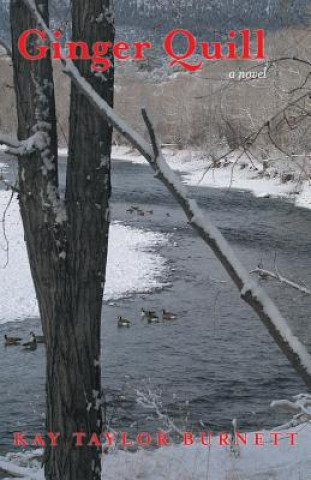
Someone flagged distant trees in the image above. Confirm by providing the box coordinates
[114,0,309,30]
[0,0,309,44]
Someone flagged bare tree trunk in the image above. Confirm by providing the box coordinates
[10,1,114,479]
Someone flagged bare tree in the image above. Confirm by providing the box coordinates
[9,1,114,479]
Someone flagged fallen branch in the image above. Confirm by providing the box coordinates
[250,268,311,296]
[22,0,311,389]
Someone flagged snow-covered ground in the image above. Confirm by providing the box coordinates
[111,146,311,210]
[0,423,310,480]
[0,190,169,324]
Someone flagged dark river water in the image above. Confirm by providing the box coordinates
[1,155,311,454]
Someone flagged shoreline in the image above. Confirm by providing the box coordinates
[108,146,311,211]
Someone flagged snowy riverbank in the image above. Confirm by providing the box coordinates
[111,146,311,210]
[0,189,169,324]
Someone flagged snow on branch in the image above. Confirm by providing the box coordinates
[0,131,48,157]
[142,109,311,388]
[0,133,21,151]
[250,268,311,296]
[23,0,311,388]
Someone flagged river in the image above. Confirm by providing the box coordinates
[1,155,311,455]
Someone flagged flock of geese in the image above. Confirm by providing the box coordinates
[126,206,153,216]
[4,309,176,343]
[4,309,177,344]
[118,308,177,328]
[126,205,170,218]
[4,332,45,350]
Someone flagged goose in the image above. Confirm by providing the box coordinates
[118,316,131,328]
[23,336,37,351]
[23,333,37,348]
[29,332,45,343]
[147,316,160,324]
[162,309,177,320]
[4,334,22,346]
[141,309,158,321]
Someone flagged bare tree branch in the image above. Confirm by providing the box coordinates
[250,268,311,296]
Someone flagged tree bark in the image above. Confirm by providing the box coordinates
[10,1,114,479]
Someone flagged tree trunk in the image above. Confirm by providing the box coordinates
[10,1,114,479]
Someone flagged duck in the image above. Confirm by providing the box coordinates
[29,332,45,344]
[118,316,131,328]
[141,309,158,321]
[4,334,22,346]
[162,309,177,320]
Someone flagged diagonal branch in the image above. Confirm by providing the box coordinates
[22,0,311,389]
[141,110,311,388]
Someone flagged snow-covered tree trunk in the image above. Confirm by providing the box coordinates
[10,1,114,479]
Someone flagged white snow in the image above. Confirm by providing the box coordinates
[111,146,149,165]
[59,146,149,163]
[0,191,169,324]
[171,151,311,210]
[1,424,311,479]
[112,147,311,210]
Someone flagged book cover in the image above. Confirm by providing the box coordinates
[0,1,311,479]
